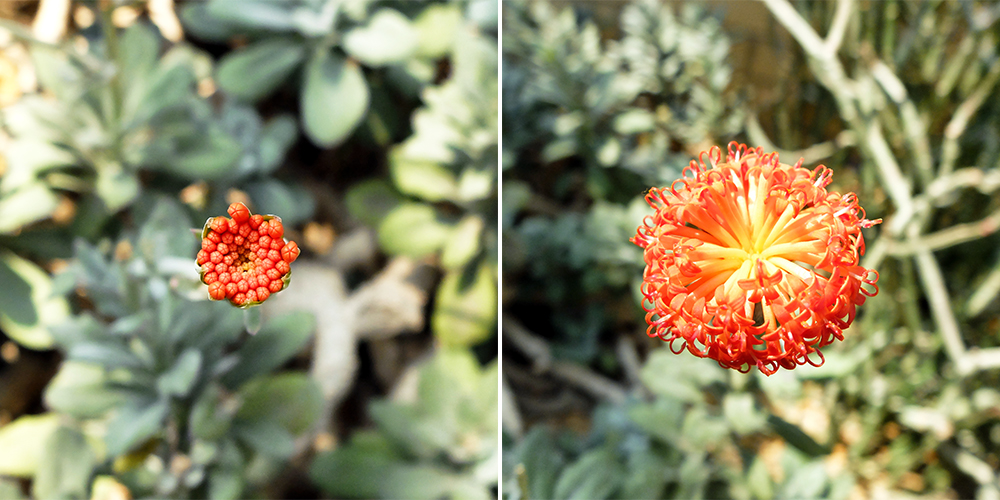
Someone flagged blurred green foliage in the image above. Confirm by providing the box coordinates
[183,0,496,147]
[0,0,497,498]
[346,7,499,350]
[503,0,740,363]
[311,349,498,499]
[0,18,308,232]
[503,1,1000,499]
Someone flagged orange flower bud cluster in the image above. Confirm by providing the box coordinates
[196,202,300,307]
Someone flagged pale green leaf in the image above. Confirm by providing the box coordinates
[390,152,458,202]
[342,9,418,67]
[457,168,494,202]
[204,0,298,32]
[1,139,76,192]
[0,183,59,234]
[724,392,767,435]
[0,251,69,349]
[640,348,724,402]
[33,426,95,499]
[217,38,306,101]
[0,413,60,476]
[440,215,484,270]
[412,4,462,58]
[378,202,453,258]
[44,362,125,418]
[301,50,369,147]
[613,109,655,134]
[94,168,140,212]
[431,262,497,348]
[384,464,491,500]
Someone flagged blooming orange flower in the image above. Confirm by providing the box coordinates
[196,202,299,307]
[631,143,880,375]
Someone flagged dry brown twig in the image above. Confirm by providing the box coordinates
[503,315,628,404]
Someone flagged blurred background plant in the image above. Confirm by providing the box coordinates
[502,0,1000,499]
[0,0,497,498]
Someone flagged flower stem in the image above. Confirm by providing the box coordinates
[244,307,262,335]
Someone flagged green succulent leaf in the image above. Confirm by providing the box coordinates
[0,183,60,234]
[440,215,484,271]
[233,419,296,458]
[118,23,161,121]
[29,45,83,102]
[137,196,195,261]
[0,413,60,477]
[32,426,96,500]
[168,126,244,179]
[432,262,497,348]
[44,362,126,419]
[309,432,401,498]
[390,151,459,202]
[640,348,725,402]
[204,0,299,32]
[413,4,463,58]
[1,139,77,191]
[105,400,169,457]
[0,251,69,349]
[235,373,323,436]
[343,9,418,67]
[552,446,625,500]
[301,50,370,147]
[221,311,316,389]
[217,38,306,101]
[378,202,453,258]
[767,415,831,457]
[129,64,197,125]
[95,168,140,212]
[157,349,204,398]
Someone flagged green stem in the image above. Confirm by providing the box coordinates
[100,2,123,131]
[244,307,263,335]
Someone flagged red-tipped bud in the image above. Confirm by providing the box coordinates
[210,217,229,234]
[267,219,283,239]
[228,202,250,223]
[208,282,226,300]
[281,241,300,263]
